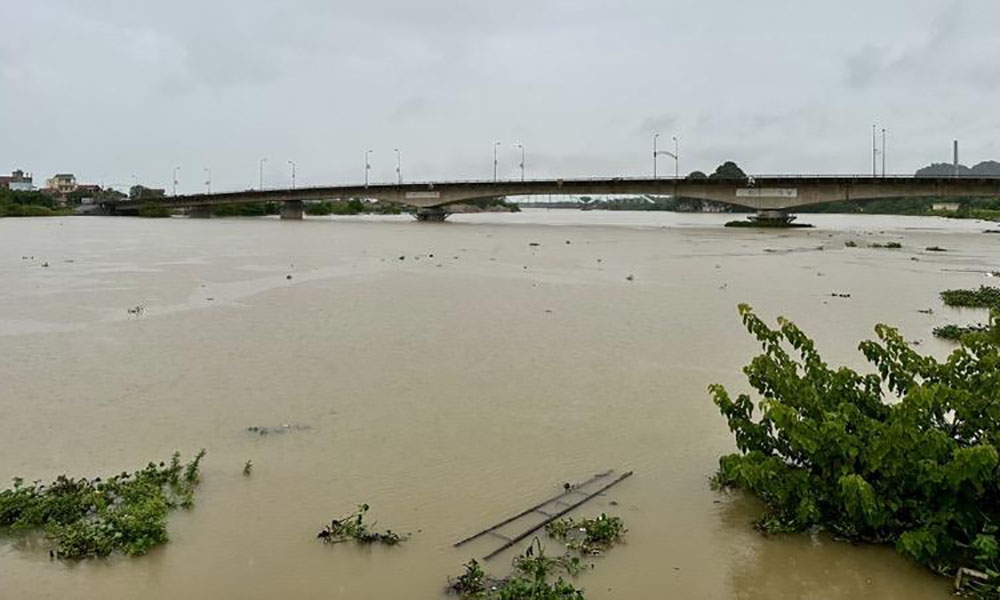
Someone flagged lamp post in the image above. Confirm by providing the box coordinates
[493,141,501,182]
[288,160,296,189]
[394,148,402,184]
[653,134,678,179]
[204,168,211,194]
[672,136,679,178]
[872,124,878,178]
[515,143,525,182]
[881,128,886,177]
[172,166,180,196]
[365,150,372,187]
[259,157,267,191]
[653,133,659,178]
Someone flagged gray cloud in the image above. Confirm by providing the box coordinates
[2,0,999,190]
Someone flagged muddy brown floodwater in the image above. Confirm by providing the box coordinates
[1,210,997,599]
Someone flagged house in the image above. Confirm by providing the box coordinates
[45,173,77,194]
[0,169,34,191]
[74,184,102,205]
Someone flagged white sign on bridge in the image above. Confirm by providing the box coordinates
[735,188,798,199]
[405,191,441,199]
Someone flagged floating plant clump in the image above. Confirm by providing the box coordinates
[0,450,206,559]
[545,513,627,555]
[317,503,409,546]
[448,539,587,600]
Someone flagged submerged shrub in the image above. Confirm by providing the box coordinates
[0,450,206,559]
[448,539,586,600]
[316,503,409,546]
[545,514,626,555]
[711,305,1000,595]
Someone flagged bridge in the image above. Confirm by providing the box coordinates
[105,175,1000,223]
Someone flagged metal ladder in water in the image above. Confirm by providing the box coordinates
[453,469,633,560]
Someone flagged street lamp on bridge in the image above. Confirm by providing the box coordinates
[172,166,180,196]
[394,148,402,184]
[259,157,267,191]
[515,143,525,182]
[493,141,501,182]
[204,168,211,194]
[365,150,373,187]
[653,134,679,179]
[288,160,296,189]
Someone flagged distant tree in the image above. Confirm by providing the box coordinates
[129,185,166,200]
[687,170,709,180]
[915,163,972,177]
[709,162,747,180]
[970,161,1000,177]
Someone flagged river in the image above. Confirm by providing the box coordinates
[1,210,997,599]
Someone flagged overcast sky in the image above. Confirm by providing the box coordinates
[2,0,999,193]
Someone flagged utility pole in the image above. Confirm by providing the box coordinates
[172,166,180,196]
[365,150,372,187]
[204,168,211,194]
[516,143,525,182]
[258,158,267,190]
[493,141,501,182]
[394,149,402,184]
[288,160,296,189]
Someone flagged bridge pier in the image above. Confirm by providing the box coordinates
[188,206,212,219]
[414,207,450,222]
[281,201,304,220]
[726,209,812,228]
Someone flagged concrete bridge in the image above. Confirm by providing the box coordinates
[104,175,1000,222]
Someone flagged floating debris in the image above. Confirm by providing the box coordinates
[830,293,851,299]
[926,246,947,252]
[625,274,634,282]
[317,504,409,546]
[243,460,253,477]
[41,261,50,268]
[286,274,293,280]
[529,242,540,248]
[127,304,146,318]
[918,308,934,315]
[246,424,311,436]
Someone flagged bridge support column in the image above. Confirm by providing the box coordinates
[726,209,812,228]
[188,206,212,219]
[414,207,450,222]
[281,201,304,220]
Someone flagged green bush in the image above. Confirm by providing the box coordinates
[711,305,1000,595]
[0,451,206,559]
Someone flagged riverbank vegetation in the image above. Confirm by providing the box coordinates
[711,305,1000,596]
[0,189,72,217]
[0,451,206,559]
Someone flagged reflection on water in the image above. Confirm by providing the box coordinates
[0,210,994,598]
